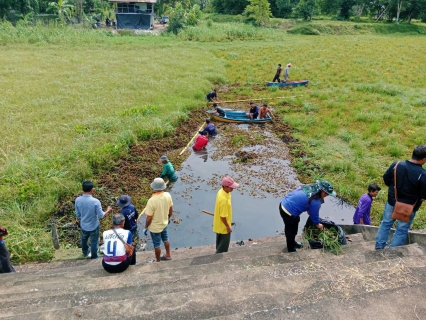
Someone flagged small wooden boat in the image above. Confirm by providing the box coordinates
[265,80,309,87]
[206,110,272,124]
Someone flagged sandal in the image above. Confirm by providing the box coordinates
[160,254,172,261]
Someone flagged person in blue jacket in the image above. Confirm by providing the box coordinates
[279,181,337,252]
[116,195,139,240]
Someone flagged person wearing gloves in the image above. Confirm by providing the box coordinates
[143,178,173,262]
[279,181,337,252]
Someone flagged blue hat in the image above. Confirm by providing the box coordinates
[117,195,132,207]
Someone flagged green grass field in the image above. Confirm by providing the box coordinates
[1,20,426,262]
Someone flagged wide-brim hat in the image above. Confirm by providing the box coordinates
[116,195,132,207]
[318,180,337,197]
[151,178,167,191]
[160,155,168,162]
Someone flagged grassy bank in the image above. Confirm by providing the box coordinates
[1,21,426,262]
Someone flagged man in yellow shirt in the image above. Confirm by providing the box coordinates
[213,176,239,253]
[144,178,173,262]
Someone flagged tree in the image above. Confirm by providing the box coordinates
[272,0,297,18]
[295,0,319,20]
[339,0,355,19]
[243,0,271,25]
[211,0,248,14]
[48,0,74,21]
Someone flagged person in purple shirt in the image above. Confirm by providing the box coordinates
[204,118,217,136]
[279,181,337,252]
[353,184,381,225]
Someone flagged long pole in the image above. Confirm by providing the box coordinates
[178,121,206,156]
[206,96,295,104]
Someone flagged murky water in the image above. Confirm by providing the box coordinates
[138,124,354,250]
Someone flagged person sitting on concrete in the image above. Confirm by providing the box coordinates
[212,103,226,117]
[246,101,259,120]
[75,181,113,259]
[102,213,136,273]
[193,130,209,151]
[259,103,273,119]
[0,226,15,273]
[160,156,178,183]
[206,89,220,102]
[353,183,381,225]
[144,178,173,262]
[204,118,218,136]
[279,181,337,252]
[117,195,139,240]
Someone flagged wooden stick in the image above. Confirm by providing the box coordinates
[206,96,294,104]
[201,210,214,216]
[178,122,206,156]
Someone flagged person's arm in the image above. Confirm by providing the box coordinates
[383,162,396,186]
[168,206,173,218]
[308,202,323,230]
[356,196,371,225]
[134,208,139,222]
[95,200,112,219]
[267,108,273,118]
[145,215,153,229]
[127,231,133,245]
[220,217,232,233]
[160,164,168,178]
[75,202,81,220]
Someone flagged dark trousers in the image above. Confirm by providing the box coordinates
[0,242,15,273]
[279,204,300,252]
[272,75,281,82]
[102,253,136,273]
[216,233,231,253]
[81,226,100,259]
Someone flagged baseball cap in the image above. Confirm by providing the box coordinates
[222,176,239,189]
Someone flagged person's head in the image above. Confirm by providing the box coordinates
[222,176,239,193]
[213,103,217,108]
[411,145,426,163]
[151,177,167,191]
[287,63,292,67]
[213,89,217,93]
[249,101,254,106]
[206,118,211,124]
[368,183,381,197]
[117,195,132,207]
[199,130,207,136]
[160,155,168,164]
[112,213,125,228]
[262,103,267,108]
[82,181,94,193]
[278,64,281,67]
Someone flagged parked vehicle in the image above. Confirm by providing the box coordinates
[159,16,169,24]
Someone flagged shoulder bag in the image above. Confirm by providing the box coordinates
[391,161,417,223]
[112,229,134,257]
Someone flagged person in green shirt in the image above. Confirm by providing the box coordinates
[160,156,178,182]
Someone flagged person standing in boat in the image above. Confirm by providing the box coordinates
[246,101,259,120]
[283,63,292,82]
[212,103,226,117]
[279,181,337,252]
[272,64,282,82]
[259,103,273,119]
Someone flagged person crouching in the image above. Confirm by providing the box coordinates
[102,213,136,273]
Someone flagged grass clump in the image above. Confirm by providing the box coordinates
[304,224,343,255]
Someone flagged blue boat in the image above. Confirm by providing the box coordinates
[266,80,309,87]
[206,110,272,124]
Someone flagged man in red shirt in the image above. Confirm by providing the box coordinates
[193,131,209,151]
